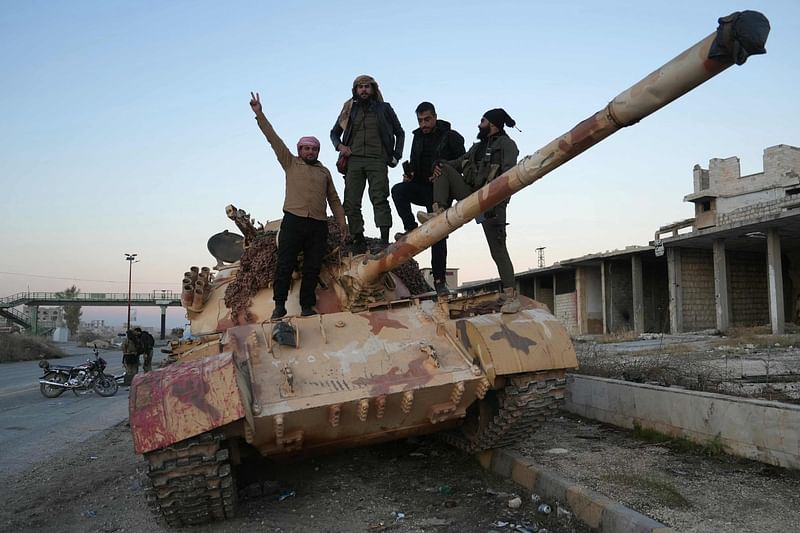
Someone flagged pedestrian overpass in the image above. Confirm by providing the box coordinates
[0,291,183,337]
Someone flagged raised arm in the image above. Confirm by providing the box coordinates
[250,92,293,170]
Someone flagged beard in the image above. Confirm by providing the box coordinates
[476,125,490,140]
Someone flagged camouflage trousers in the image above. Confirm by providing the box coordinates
[433,165,515,288]
[344,156,392,236]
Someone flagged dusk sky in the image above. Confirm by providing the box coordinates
[1,1,797,329]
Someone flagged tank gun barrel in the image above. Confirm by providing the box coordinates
[350,11,769,285]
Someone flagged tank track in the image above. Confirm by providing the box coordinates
[142,432,237,527]
[441,370,567,453]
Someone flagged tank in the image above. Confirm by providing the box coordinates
[131,11,768,527]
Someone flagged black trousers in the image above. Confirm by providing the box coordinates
[391,181,447,282]
[273,212,328,308]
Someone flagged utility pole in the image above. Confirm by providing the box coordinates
[536,247,546,268]
[125,253,138,330]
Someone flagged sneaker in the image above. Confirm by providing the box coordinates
[417,205,443,224]
[500,288,521,314]
[271,303,287,320]
[301,306,317,317]
[417,210,436,224]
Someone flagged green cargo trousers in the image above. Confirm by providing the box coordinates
[344,155,393,236]
[433,165,516,288]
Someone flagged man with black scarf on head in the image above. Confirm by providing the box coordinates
[418,108,520,313]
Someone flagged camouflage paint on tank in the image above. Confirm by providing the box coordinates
[130,352,246,454]
[457,307,577,385]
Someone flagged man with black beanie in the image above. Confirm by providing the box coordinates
[418,108,520,312]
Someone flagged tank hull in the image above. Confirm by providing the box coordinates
[132,295,577,459]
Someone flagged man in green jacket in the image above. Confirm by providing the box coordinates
[331,75,404,251]
[419,108,520,313]
[250,92,347,319]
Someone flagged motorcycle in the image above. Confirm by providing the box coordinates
[38,345,119,398]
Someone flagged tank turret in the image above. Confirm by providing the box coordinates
[131,11,769,527]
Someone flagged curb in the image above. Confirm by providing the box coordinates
[477,449,676,533]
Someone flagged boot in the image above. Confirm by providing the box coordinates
[271,301,287,320]
[394,224,417,241]
[434,279,450,296]
[417,203,443,224]
[500,287,521,314]
[301,305,317,317]
[379,226,390,247]
[350,233,366,254]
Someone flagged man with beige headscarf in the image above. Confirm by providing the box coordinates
[330,75,404,252]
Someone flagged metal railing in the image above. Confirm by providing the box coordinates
[0,291,182,307]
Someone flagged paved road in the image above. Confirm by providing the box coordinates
[0,343,164,481]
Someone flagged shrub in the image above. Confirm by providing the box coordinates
[0,334,64,363]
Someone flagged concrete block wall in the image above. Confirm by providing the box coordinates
[708,155,742,191]
[764,144,800,179]
[718,195,800,226]
[554,292,578,335]
[566,374,800,469]
[680,248,715,330]
[729,251,769,327]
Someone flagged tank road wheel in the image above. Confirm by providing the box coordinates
[142,433,237,527]
[39,371,67,398]
[442,370,567,453]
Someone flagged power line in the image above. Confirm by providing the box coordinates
[0,270,176,285]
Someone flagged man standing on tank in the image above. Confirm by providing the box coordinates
[418,108,521,313]
[250,92,347,319]
[330,75,404,251]
[391,102,465,294]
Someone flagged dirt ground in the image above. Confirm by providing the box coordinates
[516,415,800,533]
[0,421,588,533]
[2,333,799,533]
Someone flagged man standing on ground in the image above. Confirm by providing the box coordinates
[418,108,520,312]
[331,75,404,250]
[134,327,155,372]
[121,329,139,386]
[391,102,465,294]
[250,91,347,319]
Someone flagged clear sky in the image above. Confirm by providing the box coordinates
[1,0,797,329]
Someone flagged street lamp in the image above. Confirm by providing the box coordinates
[125,253,138,330]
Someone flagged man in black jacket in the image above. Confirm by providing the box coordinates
[331,75,404,250]
[391,102,465,294]
[133,327,155,372]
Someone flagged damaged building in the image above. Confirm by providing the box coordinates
[461,144,800,336]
